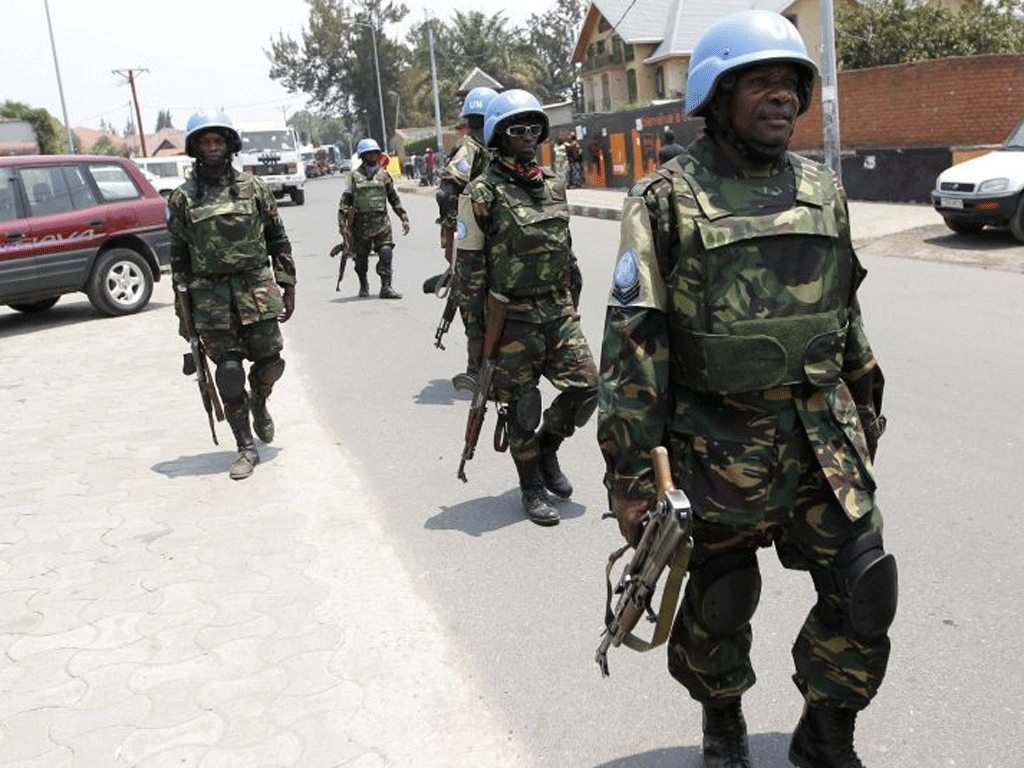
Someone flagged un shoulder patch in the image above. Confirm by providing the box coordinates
[456,159,470,173]
[612,251,641,305]
[456,219,468,240]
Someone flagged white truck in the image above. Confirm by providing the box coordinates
[235,122,306,205]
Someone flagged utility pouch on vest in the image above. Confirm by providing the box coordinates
[674,313,846,393]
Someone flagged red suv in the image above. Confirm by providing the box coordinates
[0,154,170,315]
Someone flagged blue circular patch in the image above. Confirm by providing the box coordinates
[456,159,470,173]
[614,251,638,288]
[456,220,468,240]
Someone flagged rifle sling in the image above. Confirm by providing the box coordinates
[603,540,691,653]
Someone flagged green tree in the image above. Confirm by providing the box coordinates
[0,100,75,154]
[267,0,409,148]
[90,134,130,157]
[528,0,586,102]
[155,109,174,131]
[123,117,136,137]
[837,0,1024,69]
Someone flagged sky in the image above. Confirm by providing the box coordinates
[4,0,561,134]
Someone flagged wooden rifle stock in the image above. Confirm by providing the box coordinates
[457,292,509,482]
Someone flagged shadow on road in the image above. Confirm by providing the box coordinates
[425,488,587,536]
[591,731,792,768]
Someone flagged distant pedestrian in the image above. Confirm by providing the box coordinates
[658,128,685,164]
[423,147,437,186]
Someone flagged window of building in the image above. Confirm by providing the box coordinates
[655,66,665,99]
[601,73,611,111]
[596,39,605,55]
[624,44,635,62]
[627,69,637,104]
[598,17,610,32]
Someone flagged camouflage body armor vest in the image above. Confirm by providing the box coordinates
[665,152,852,394]
[485,172,572,297]
[351,168,388,221]
[181,174,270,275]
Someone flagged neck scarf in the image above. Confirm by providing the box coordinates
[494,152,544,188]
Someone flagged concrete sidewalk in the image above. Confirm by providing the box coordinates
[399,180,942,244]
[0,284,527,767]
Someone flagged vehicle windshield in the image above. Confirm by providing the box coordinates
[241,131,296,153]
[1004,119,1024,149]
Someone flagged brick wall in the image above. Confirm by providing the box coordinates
[792,54,1024,150]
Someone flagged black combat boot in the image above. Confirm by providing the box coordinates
[452,337,482,392]
[226,404,259,481]
[357,272,370,298]
[702,698,751,768]
[250,393,274,444]
[379,275,402,299]
[538,430,572,499]
[514,457,560,526]
[789,705,865,768]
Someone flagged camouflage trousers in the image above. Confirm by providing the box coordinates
[490,316,598,462]
[201,317,283,366]
[665,429,891,711]
[353,228,395,279]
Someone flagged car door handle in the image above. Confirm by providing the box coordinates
[89,219,105,226]
[4,231,25,239]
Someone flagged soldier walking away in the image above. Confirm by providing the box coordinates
[169,110,296,481]
[597,11,897,768]
[456,89,599,526]
[429,86,498,390]
[338,138,410,299]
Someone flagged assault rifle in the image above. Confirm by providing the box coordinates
[457,291,509,482]
[595,446,693,676]
[175,285,225,445]
[433,227,458,349]
[332,208,355,291]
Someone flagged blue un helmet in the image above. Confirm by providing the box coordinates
[460,87,498,118]
[356,138,382,156]
[483,89,549,148]
[184,110,241,157]
[685,10,817,118]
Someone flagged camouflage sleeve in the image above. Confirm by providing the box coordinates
[454,180,493,338]
[842,254,886,456]
[253,179,295,286]
[597,185,673,503]
[167,188,191,291]
[384,172,407,219]
[597,305,671,504]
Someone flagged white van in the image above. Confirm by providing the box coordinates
[133,156,192,199]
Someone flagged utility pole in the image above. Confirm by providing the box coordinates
[112,67,149,157]
[428,20,443,154]
[818,0,842,182]
[43,0,75,153]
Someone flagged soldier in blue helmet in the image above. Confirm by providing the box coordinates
[338,138,410,299]
[455,89,599,526]
[169,110,296,481]
[427,87,499,388]
[598,11,896,768]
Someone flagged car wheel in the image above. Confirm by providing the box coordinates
[86,248,153,316]
[1010,196,1024,243]
[290,188,305,206]
[9,297,59,313]
[943,216,984,234]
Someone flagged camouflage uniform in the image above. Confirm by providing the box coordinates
[339,164,407,290]
[457,155,599,521]
[169,165,295,475]
[169,168,294,361]
[437,134,490,248]
[597,136,893,711]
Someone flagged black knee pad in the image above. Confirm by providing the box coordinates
[508,388,542,439]
[214,358,246,402]
[250,354,285,387]
[833,532,898,640]
[691,550,762,637]
[569,386,598,427]
[377,245,393,264]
